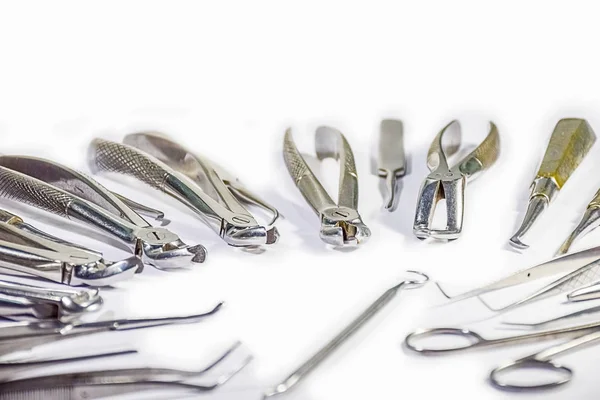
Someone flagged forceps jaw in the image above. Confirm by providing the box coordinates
[134,227,206,267]
[319,207,370,246]
[221,221,280,247]
[413,174,465,240]
[69,256,141,286]
[490,359,572,391]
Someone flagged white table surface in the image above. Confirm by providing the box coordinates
[1,1,600,399]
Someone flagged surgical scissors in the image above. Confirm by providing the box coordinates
[404,319,600,355]
[490,330,600,391]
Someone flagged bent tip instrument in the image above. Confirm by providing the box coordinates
[510,118,596,250]
[377,119,407,212]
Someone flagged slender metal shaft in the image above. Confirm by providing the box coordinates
[264,273,427,398]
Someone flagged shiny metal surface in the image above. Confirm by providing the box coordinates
[0,157,205,268]
[0,341,252,399]
[283,126,370,246]
[264,271,428,398]
[413,120,500,240]
[0,280,102,321]
[510,119,596,250]
[89,135,278,248]
[490,330,600,391]
[435,245,600,303]
[0,210,139,286]
[558,188,600,255]
[125,131,281,229]
[377,119,406,211]
[405,319,600,354]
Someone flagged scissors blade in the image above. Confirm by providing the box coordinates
[438,246,600,302]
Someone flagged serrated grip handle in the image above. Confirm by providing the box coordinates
[0,166,138,245]
[89,138,169,191]
[283,129,336,214]
[0,166,74,217]
[537,118,596,188]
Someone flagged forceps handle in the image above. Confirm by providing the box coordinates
[283,129,337,215]
[0,166,139,244]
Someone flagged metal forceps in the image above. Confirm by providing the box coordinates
[0,156,206,268]
[413,120,500,240]
[0,209,140,286]
[88,136,279,248]
[283,126,371,246]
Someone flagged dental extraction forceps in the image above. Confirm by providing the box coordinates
[264,271,428,398]
[413,121,500,240]
[0,341,252,400]
[510,118,596,250]
[88,135,279,247]
[0,156,206,268]
[0,209,140,286]
[283,126,371,246]
[0,279,102,321]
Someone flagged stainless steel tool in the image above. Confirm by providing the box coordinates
[0,341,252,399]
[0,156,206,268]
[558,188,600,255]
[124,131,281,228]
[88,135,279,248]
[490,330,600,391]
[510,119,596,250]
[377,119,406,211]
[405,318,600,355]
[435,245,600,304]
[0,209,140,286]
[263,271,428,398]
[0,279,102,321]
[283,126,371,246]
[413,120,500,240]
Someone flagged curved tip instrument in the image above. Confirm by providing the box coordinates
[510,118,596,250]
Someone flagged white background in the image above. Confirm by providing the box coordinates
[2,1,600,399]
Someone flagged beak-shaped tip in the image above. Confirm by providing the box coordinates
[508,236,529,250]
[190,244,207,263]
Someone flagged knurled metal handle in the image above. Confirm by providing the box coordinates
[89,138,168,191]
[283,129,336,215]
[537,118,596,189]
[0,166,73,218]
